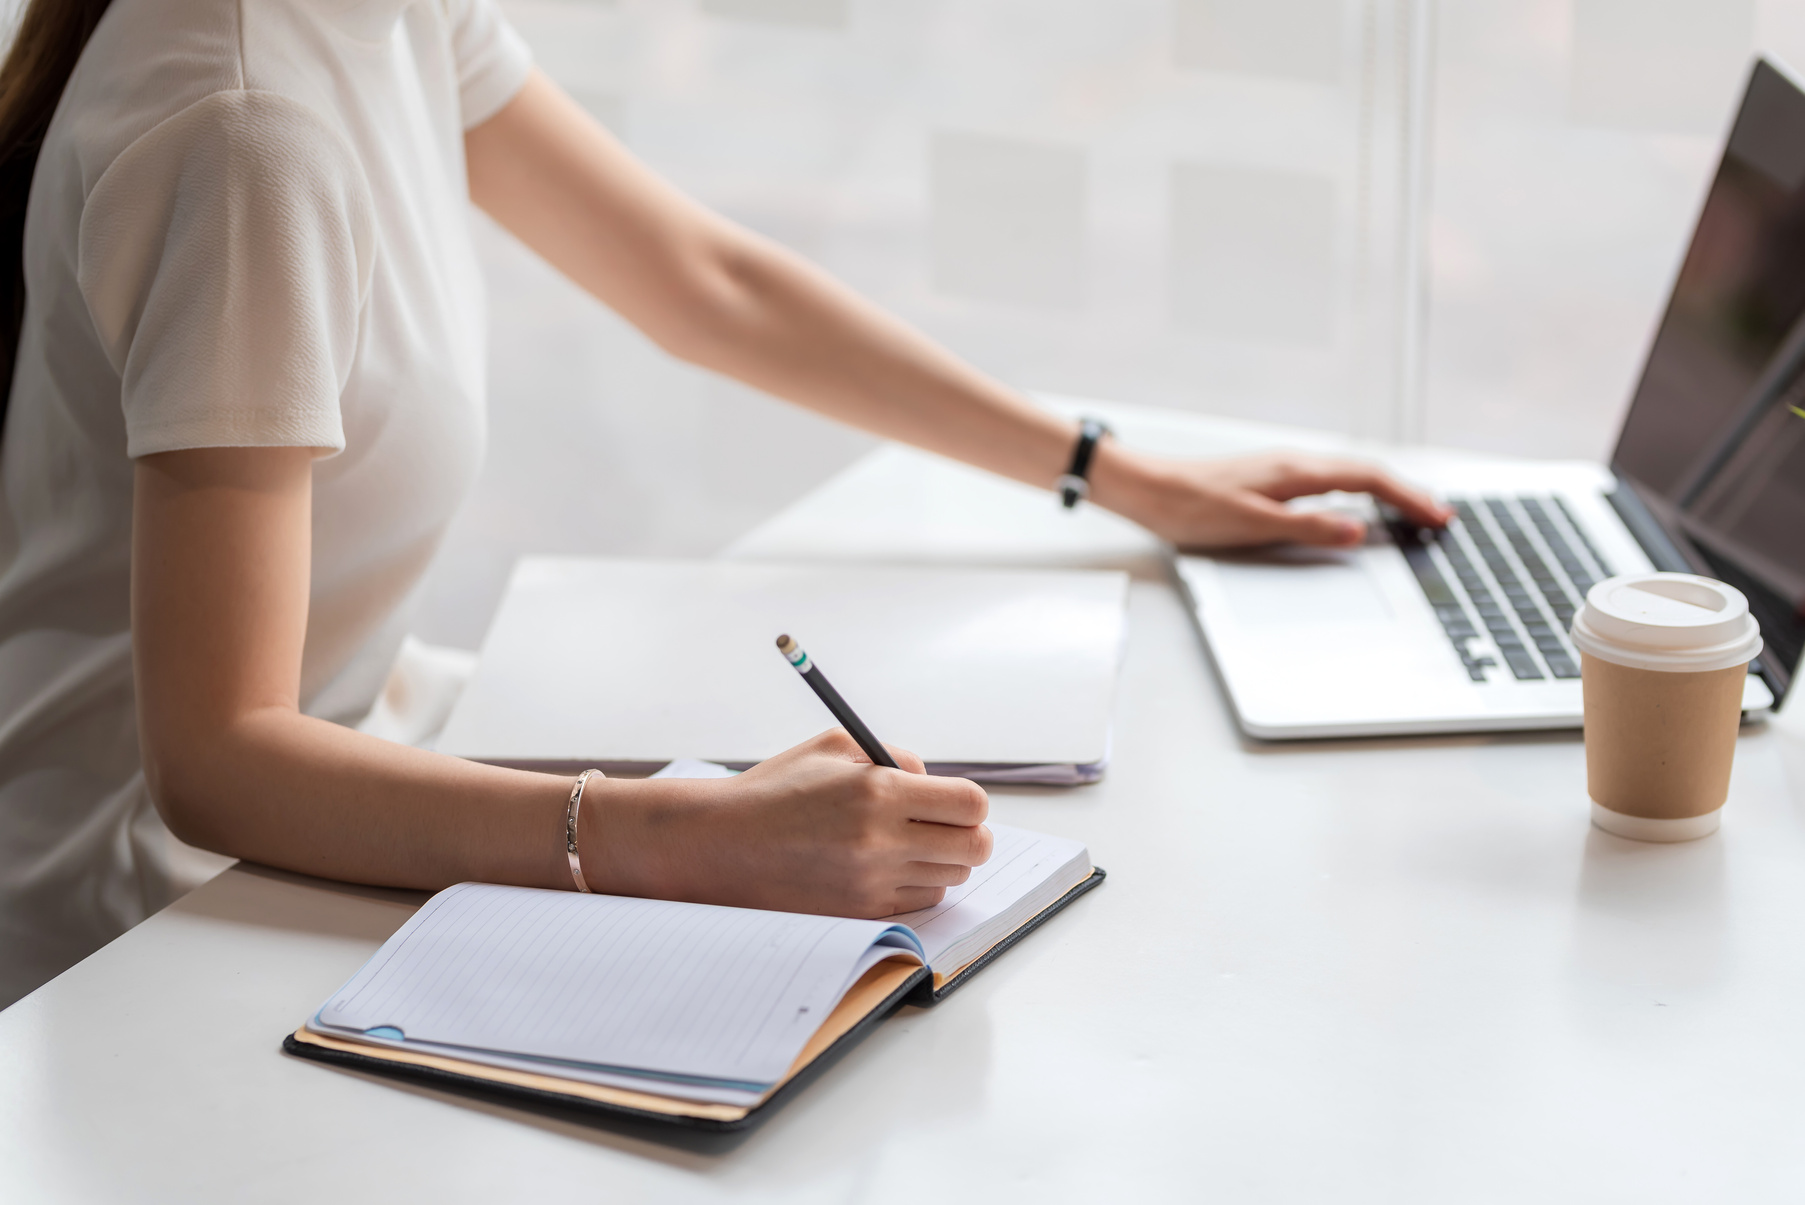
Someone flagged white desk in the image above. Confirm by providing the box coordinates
[6,405,1805,1202]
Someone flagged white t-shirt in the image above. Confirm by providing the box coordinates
[0,0,532,1007]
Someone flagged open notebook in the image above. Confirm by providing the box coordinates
[284,825,1102,1130]
[433,559,1128,784]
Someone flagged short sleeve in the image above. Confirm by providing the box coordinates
[446,0,534,129]
[78,91,376,459]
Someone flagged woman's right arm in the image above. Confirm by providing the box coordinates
[131,445,991,915]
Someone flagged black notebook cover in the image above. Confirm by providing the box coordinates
[282,866,1105,1132]
[914,866,1106,1004]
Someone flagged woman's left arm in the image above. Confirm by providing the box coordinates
[465,70,1450,548]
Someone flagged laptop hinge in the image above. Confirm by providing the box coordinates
[1604,482,1695,574]
[1606,481,1792,710]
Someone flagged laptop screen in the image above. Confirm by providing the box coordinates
[1610,59,1805,696]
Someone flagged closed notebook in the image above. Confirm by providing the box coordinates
[284,825,1103,1130]
[433,558,1129,784]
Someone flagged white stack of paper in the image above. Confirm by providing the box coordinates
[435,558,1128,783]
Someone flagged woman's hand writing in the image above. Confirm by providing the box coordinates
[585,729,992,918]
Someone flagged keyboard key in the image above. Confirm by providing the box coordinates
[1400,544,1459,606]
[1544,653,1581,679]
[1385,514,1490,674]
[1397,495,1600,688]
[1502,649,1545,679]
[1552,496,1614,579]
[1487,498,1580,626]
[1434,606,1476,634]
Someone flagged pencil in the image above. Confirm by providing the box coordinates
[775,634,901,769]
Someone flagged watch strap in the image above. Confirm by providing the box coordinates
[1059,418,1110,509]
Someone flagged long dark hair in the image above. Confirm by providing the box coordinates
[0,0,113,430]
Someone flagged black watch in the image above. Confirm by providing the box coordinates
[1058,418,1110,509]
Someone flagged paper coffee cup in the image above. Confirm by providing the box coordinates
[1570,573,1761,842]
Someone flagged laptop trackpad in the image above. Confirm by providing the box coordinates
[1215,549,1394,628]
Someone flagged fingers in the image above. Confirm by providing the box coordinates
[891,773,989,827]
[897,817,993,867]
[890,885,948,913]
[878,849,984,915]
[1275,456,1451,528]
[1238,495,1365,547]
[806,728,929,774]
[773,731,987,828]
[884,743,927,775]
[897,859,975,888]
[753,730,990,918]
[1335,464,1451,528]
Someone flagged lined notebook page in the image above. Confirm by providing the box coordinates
[313,885,922,1090]
[890,824,1091,973]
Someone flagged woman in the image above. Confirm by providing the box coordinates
[0,0,1448,1007]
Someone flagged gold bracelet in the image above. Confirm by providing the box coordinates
[565,769,603,893]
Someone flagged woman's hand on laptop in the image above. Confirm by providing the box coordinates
[1092,445,1452,550]
[589,729,993,920]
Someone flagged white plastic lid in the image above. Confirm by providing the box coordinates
[1570,572,1762,673]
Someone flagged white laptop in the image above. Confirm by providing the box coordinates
[1176,58,1803,739]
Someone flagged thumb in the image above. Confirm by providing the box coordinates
[1243,497,1365,547]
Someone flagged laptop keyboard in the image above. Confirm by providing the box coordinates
[1386,495,1613,684]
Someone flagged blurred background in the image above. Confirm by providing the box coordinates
[417,0,1805,647]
